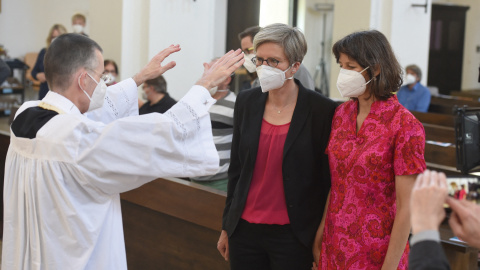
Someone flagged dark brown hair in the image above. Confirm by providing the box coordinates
[238,26,261,41]
[332,30,403,100]
[104,59,119,75]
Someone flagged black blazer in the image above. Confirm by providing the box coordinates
[409,241,450,270]
[222,80,337,248]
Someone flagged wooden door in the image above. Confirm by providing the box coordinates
[428,4,469,95]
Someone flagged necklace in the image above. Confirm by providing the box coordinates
[272,102,292,114]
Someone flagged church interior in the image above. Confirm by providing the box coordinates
[0,0,480,269]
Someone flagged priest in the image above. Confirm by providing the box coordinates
[2,33,244,270]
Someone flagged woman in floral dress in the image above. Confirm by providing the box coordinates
[313,30,426,270]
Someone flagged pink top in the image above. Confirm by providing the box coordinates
[320,95,426,269]
[241,119,291,225]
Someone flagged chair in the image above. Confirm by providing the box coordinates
[24,52,40,91]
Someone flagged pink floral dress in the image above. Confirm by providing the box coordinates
[320,95,426,269]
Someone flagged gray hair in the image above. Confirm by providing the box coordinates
[253,23,307,65]
[406,64,422,81]
[44,33,102,91]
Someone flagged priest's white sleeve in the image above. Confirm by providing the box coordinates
[85,78,139,124]
[76,85,219,194]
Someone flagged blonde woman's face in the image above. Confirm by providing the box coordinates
[51,29,60,40]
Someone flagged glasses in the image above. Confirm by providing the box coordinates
[243,47,254,54]
[89,69,113,84]
[251,57,280,68]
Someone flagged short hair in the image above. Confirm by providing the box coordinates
[238,26,261,42]
[253,23,307,65]
[46,24,67,48]
[44,33,102,91]
[332,30,403,100]
[72,13,86,24]
[104,60,119,74]
[144,75,167,94]
[406,64,422,81]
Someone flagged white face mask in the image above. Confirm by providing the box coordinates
[256,65,293,93]
[79,73,107,112]
[336,67,373,98]
[107,73,116,84]
[243,53,257,73]
[73,24,84,33]
[405,74,417,85]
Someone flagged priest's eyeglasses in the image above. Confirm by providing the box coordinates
[88,69,113,84]
[251,57,280,68]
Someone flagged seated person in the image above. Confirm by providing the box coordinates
[139,75,176,114]
[397,64,431,112]
[190,59,236,192]
[72,13,88,36]
[104,59,118,86]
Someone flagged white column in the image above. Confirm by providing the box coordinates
[147,0,227,100]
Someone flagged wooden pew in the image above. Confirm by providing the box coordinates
[429,95,480,114]
[440,221,479,270]
[121,178,229,270]
[451,89,480,101]
[411,111,455,127]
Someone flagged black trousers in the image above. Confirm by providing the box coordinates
[228,219,312,270]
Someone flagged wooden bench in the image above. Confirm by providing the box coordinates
[429,95,480,114]
[451,89,480,101]
[121,178,228,270]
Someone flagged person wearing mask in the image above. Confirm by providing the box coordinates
[2,33,244,270]
[238,25,316,91]
[190,58,236,192]
[31,24,68,100]
[72,13,88,36]
[314,30,426,270]
[397,64,431,112]
[104,59,119,86]
[218,23,336,269]
[409,170,480,270]
[139,75,176,114]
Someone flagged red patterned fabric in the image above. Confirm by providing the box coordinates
[320,95,426,269]
[241,119,291,225]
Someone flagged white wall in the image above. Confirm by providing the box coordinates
[120,0,149,85]
[147,0,227,100]
[0,0,88,59]
[302,0,334,94]
[389,0,432,87]
[259,0,290,26]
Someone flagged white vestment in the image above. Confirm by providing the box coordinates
[2,78,219,270]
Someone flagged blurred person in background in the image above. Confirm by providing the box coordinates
[104,59,119,86]
[139,75,176,114]
[31,24,68,100]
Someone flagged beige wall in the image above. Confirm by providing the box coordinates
[89,0,123,80]
[0,0,89,59]
[328,0,372,100]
